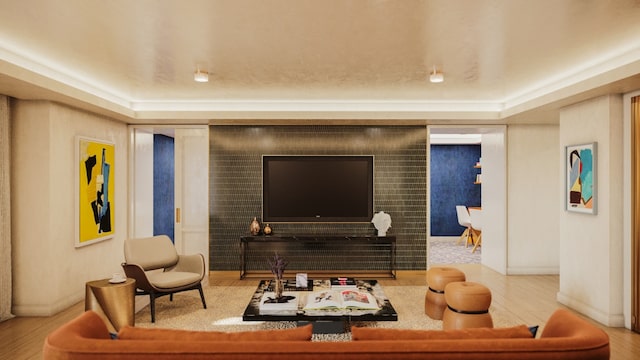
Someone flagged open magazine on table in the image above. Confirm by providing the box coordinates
[303,289,380,310]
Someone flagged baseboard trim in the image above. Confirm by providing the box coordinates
[557,291,625,327]
[507,266,559,275]
[13,292,83,317]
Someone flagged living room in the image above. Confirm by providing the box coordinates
[1,1,640,358]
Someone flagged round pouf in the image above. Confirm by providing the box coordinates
[442,281,493,329]
[424,267,466,320]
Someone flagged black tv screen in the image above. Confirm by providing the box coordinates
[263,155,374,223]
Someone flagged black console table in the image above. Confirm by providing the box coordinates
[240,235,396,279]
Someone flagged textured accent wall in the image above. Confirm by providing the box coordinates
[430,145,481,236]
[153,134,175,241]
[209,125,427,271]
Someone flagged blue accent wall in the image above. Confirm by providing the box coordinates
[153,134,175,242]
[430,145,481,236]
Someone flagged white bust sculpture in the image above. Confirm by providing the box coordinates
[371,211,392,236]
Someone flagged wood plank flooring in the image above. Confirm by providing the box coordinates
[1,264,639,359]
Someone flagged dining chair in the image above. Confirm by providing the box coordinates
[469,208,482,253]
[455,205,473,247]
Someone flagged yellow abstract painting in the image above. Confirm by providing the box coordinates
[76,137,115,247]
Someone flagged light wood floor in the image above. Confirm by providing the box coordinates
[2,264,640,359]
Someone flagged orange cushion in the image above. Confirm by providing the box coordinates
[118,324,313,341]
[351,325,533,341]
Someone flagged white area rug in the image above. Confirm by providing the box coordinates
[429,237,480,265]
[134,283,519,341]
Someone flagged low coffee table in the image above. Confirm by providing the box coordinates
[242,279,397,333]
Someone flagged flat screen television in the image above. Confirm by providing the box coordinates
[262,155,374,223]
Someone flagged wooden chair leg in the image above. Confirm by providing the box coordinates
[472,233,482,253]
[466,228,475,248]
[457,228,470,245]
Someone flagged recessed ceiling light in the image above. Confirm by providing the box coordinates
[194,67,209,83]
[430,66,444,83]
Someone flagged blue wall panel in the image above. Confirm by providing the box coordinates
[430,145,481,236]
[153,135,175,241]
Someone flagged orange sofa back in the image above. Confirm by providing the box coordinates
[43,308,609,360]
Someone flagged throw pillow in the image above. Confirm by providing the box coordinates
[118,324,313,341]
[351,325,534,341]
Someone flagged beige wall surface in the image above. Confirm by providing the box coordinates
[11,100,128,316]
[558,95,624,326]
[4,94,631,327]
[507,124,560,274]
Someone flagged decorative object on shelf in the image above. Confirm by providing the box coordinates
[565,142,597,214]
[263,223,272,235]
[371,211,392,236]
[249,217,261,235]
[267,252,288,299]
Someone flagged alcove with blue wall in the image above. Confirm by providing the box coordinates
[153,134,175,241]
[430,144,481,236]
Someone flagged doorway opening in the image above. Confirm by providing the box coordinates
[427,125,507,274]
[128,126,209,272]
[428,132,482,265]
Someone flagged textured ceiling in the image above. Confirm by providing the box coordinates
[0,0,639,122]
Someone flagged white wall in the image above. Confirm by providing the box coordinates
[480,128,508,274]
[507,124,560,274]
[11,100,128,316]
[557,95,625,326]
[130,128,154,238]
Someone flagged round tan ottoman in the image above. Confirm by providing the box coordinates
[424,267,466,320]
[442,281,493,329]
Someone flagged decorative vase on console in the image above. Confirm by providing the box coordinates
[249,217,261,236]
[268,252,288,299]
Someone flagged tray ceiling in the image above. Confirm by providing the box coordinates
[0,0,639,122]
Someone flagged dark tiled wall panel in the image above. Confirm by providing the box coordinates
[209,126,427,271]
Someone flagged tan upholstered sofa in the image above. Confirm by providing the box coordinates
[43,308,609,360]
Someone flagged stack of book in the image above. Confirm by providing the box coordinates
[330,277,357,290]
[259,292,299,314]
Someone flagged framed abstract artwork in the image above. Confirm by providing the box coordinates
[75,137,115,247]
[565,142,596,214]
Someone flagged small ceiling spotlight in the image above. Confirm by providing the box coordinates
[430,65,444,83]
[194,66,209,83]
